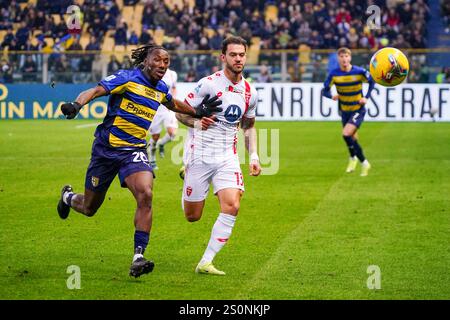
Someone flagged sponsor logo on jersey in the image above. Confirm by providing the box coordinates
[224,104,242,123]
[194,84,202,93]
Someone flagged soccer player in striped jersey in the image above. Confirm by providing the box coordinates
[56,44,222,278]
[323,47,375,176]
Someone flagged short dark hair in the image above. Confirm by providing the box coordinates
[221,36,248,54]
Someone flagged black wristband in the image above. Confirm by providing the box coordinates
[73,102,82,112]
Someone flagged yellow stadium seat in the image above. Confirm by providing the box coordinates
[33,29,43,37]
[205,28,215,38]
[30,37,39,47]
[153,29,164,46]
[0,30,7,43]
[127,45,138,53]
[102,37,115,53]
[265,5,278,23]
[164,0,184,10]
[80,35,90,49]
[247,37,261,65]
[114,45,126,63]
[298,44,311,64]
[44,37,54,48]
[52,14,61,25]
[122,6,134,28]
[114,45,126,52]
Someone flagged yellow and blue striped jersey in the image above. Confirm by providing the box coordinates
[323,66,375,112]
[96,68,172,149]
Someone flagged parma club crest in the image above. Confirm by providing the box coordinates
[91,176,100,188]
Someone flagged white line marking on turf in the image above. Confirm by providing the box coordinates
[75,123,99,129]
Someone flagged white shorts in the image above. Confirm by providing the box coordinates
[182,156,245,202]
[150,110,179,135]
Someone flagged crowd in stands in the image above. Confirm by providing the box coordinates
[0,0,443,84]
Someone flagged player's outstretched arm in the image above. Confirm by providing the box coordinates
[163,94,222,118]
[241,116,261,176]
[61,85,108,119]
[175,113,216,131]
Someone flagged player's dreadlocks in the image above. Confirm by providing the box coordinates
[131,44,167,67]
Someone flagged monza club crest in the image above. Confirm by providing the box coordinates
[186,186,193,197]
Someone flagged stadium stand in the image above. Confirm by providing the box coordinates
[0,0,446,83]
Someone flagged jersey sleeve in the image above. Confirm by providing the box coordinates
[159,80,173,103]
[172,71,178,88]
[244,87,258,118]
[361,67,375,99]
[322,72,334,99]
[98,69,129,94]
[184,77,212,107]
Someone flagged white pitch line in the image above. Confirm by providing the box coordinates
[75,123,100,129]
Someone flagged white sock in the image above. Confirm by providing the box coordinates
[133,253,143,262]
[148,139,156,161]
[362,159,370,166]
[159,133,174,146]
[350,156,357,161]
[200,213,236,265]
[63,192,74,206]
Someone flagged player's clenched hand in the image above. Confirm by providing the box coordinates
[61,102,82,119]
[194,116,216,130]
[359,97,367,105]
[194,94,223,118]
[250,160,261,176]
[332,95,339,101]
[200,116,216,130]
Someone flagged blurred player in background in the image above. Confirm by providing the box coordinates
[148,68,178,169]
[56,44,222,278]
[176,36,261,275]
[323,47,375,176]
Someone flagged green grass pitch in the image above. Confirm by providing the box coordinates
[0,120,449,300]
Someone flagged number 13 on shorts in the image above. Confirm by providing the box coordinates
[234,172,244,186]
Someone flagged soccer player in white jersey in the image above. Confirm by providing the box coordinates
[176,36,261,275]
[148,68,179,169]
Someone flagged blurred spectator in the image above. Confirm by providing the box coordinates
[129,31,139,45]
[53,55,70,82]
[21,55,37,81]
[114,21,128,46]
[139,27,153,45]
[15,21,30,48]
[0,59,13,83]
[107,55,121,73]
[257,65,272,83]
[67,38,83,71]
[122,56,133,69]
[1,29,15,48]
[184,68,197,82]
[85,35,100,51]
[91,54,103,82]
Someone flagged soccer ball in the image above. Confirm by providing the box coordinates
[369,47,409,87]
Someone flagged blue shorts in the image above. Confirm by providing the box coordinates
[341,108,366,128]
[85,139,153,192]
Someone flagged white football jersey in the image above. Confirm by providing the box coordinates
[157,69,178,114]
[183,70,258,163]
